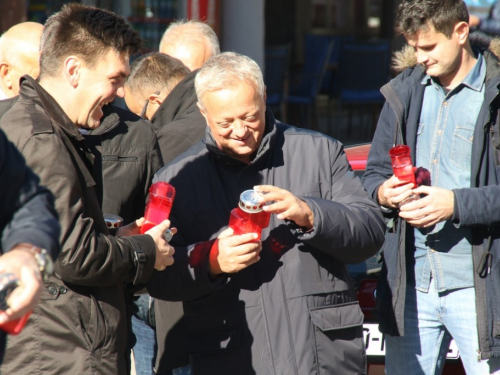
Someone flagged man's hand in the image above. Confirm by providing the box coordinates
[254,185,314,230]
[209,228,262,276]
[116,217,145,237]
[398,186,454,228]
[377,175,416,209]
[145,220,177,271]
[0,246,43,324]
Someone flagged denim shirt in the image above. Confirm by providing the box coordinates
[414,52,486,293]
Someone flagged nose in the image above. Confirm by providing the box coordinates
[415,49,429,65]
[116,86,125,99]
[232,120,247,138]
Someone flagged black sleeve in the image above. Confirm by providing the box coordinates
[0,129,60,258]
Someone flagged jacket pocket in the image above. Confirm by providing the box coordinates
[450,123,474,169]
[309,302,366,375]
[101,155,138,162]
[76,292,107,355]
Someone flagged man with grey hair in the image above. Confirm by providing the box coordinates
[159,19,220,71]
[147,52,386,374]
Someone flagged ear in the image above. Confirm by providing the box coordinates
[455,21,469,45]
[63,56,82,88]
[197,101,208,125]
[148,92,163,107]
[0,63,13,90]
[263,86,267,104]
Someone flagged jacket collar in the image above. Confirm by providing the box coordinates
[150,69,199,130]
[20,75,85,142]
[87,105,121,136]
[204,109,278,168]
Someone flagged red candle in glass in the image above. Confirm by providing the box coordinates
[229,190,271,240]
[389,145,417,187]
[140,182,176,234]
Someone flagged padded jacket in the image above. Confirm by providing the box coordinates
[148,111,386,374]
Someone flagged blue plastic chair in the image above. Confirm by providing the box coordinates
[264,44,291,122]
[287,35,335,129]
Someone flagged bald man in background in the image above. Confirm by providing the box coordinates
[0,22,43,100]
[159,19,220,71]
[0,22,43,116]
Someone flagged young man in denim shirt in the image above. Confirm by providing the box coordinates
[363,0,500,373]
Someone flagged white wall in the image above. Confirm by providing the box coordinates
[221,0,265,70]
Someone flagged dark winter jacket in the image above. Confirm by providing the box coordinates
[149,69,207,372]
[84,104,162,224]
[148,110,386,374]
[150,70,206,165]
[0,128,61,364]
[0,76,158,374]
[362,37,500,360]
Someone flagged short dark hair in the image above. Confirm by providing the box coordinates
[126,52,190,100]
[40,3,142,79]
[396,0,469,39]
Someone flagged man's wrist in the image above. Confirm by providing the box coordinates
[208,239,223,277]
[13,243,54,282]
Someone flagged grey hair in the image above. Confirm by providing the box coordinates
[159,19,220,57]
[195,52,265,109]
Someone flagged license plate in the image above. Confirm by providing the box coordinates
[363,323,460,359]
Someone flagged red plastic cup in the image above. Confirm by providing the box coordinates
[140,182,176,234]
[229,190,271,240]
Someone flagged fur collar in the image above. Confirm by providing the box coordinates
[391,34,500,73]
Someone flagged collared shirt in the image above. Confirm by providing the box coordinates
[414,52,486,293]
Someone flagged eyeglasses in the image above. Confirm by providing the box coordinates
[139,91,161,119]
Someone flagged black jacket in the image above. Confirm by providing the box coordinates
[149,69,207,371]
[148,111,386,374]
[150,70,206,165]
[0,128,60,364]
[84,104,162,224]
[362,37,500,359]
[0,76,158,374]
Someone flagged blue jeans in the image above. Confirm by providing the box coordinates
[131,295,193,375]
[131,295,157,375]
[385,279,500,375]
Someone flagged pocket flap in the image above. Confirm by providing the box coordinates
[309,302,363,332]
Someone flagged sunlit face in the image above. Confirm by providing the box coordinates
[199,82,266,164]
[407,23,464,81]
[76,49,129,129]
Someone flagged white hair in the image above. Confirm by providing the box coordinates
[195,52,265,109]
[159,19,220,57]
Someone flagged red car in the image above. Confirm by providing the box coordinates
[344,143,466,375]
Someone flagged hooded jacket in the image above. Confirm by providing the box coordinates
[0,76,158,374]
[150,70,207,165]
[148,110,386,374]
[362,36,500,359]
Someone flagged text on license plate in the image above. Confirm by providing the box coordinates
[363,323,460,359]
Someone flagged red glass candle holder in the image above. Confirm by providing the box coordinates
[389,145,417,187]
[229,190,271,240]
[140,182,176,234]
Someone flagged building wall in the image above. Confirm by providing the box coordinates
[221,0,264,69]
[0,0,26,33]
